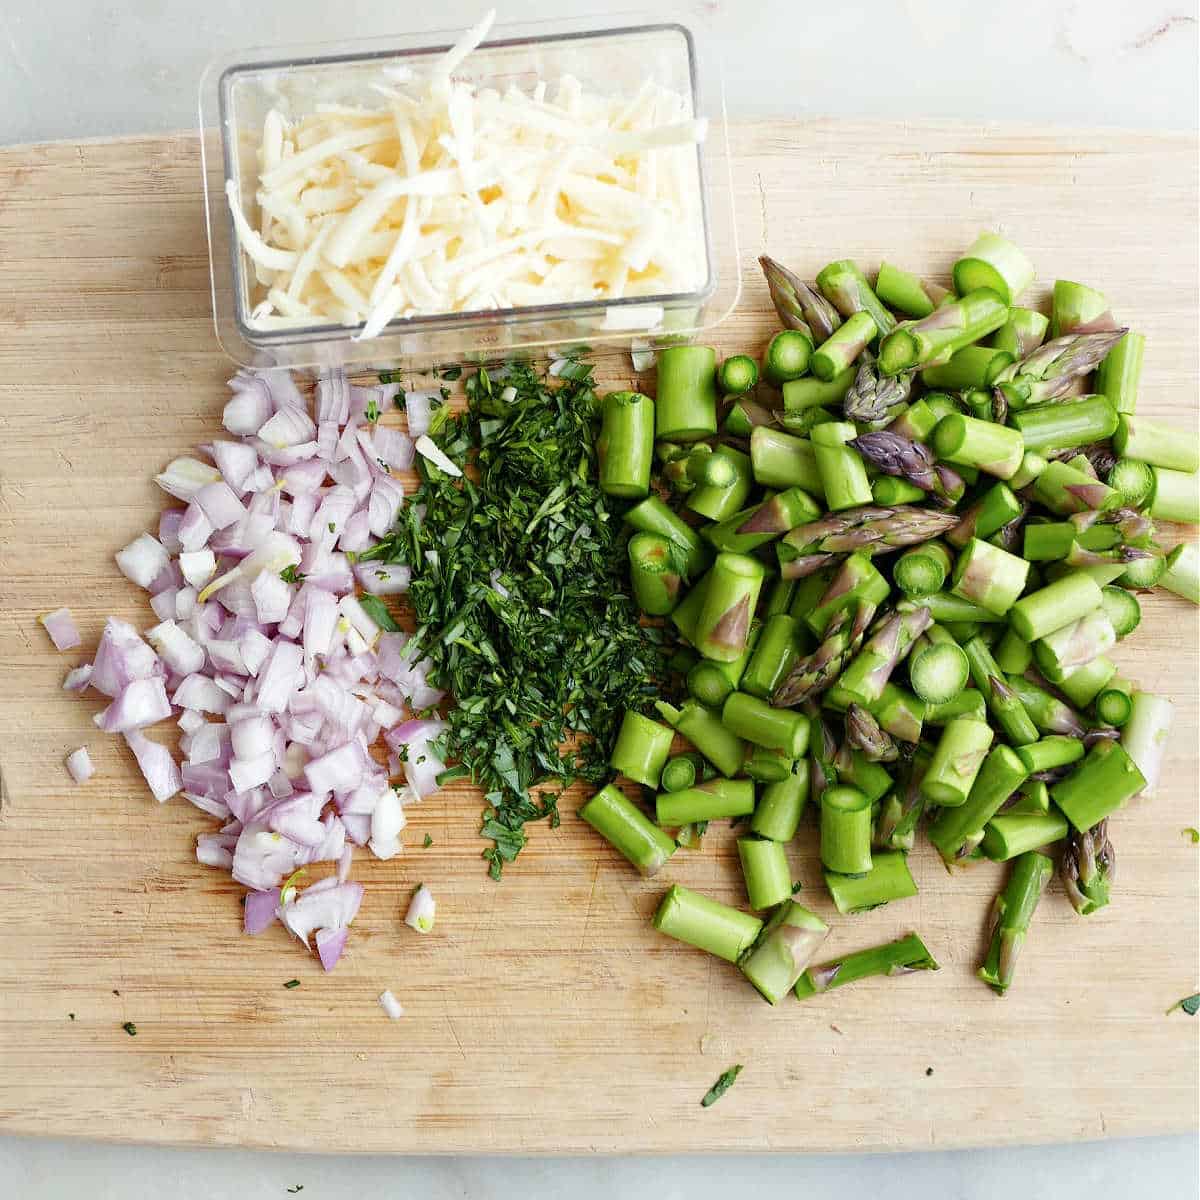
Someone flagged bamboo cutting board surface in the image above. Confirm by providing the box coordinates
[0,121,1197,1155]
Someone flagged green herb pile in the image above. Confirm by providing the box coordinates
[365,361,668,878]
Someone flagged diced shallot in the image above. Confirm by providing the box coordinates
[40,607,81,650]
[65,746,94,784]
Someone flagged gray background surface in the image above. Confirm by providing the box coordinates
[2,0,1197,1195]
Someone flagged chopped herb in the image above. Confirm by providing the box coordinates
[1184,828,1200,844]
[364,362,667,878]
[378,369,403,385]
[283,979,301,990]
[925,1067,934,1077]
[366,397,380,423]
[358,594,401,632]
[280,565,305,584]
[328,521,337,533]
[423,834,433,848]
[441,365,463,381]
[122,1021,137,1037]
[1166,993,1200,1016]
[791,881,803,894]
[701,1064,743,1108]
[68,1013,75,1021]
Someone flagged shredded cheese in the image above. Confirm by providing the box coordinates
[225,8,707,337]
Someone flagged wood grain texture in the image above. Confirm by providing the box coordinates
[0,121,1197,1155]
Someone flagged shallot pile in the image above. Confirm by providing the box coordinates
[53,367,446,970]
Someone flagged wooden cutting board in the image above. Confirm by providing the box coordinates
[0,121,1197,1155]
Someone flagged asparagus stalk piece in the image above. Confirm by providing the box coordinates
[741,613,802,699]
[953,232,1035,304]
[869,680,927,743]
[687,660,738,707]
[1009,449,1050,490]
[1010,395,1118,455]
[923,717,994,806]
[783,368,857,413]
[778,504,960,560]
[795,932,938,1000]
[850,431,965,503]
[655,345,718,441]
[750,427,824,494]
[1005,673,1087,736]
[610,710,676,788]
[765,576,798,618]
[1016,736,1085,775]
[718,354,760,396]
[802,552,890,635]
[1113,414,1200,473]
[950,538,1030,616]
[771,599,877,706]
[1106,457,1155,508]
[1031,459,1121,515]
[740,901,831,1004]
[908,629,969,705]
[932,412,1024,479]
[834,604,933,707]
[692,553,766,663]
[832,744,893,804]
[981,810,1070,860]
[1032,610,1117,681]
[764,329,814,385]
[722,692,810,757]
[887,397,943,443]
[1148,467,1200,524]
[922,345,1015,391]
[656,699,747,778]
[1051,740,1145,832]
[1050,279,1117,338]
[924,688,987,726]
[722,395,777,437]
[816,259,896,338]
[811,312,877,382]
[628,532,683,616]
[597,390,655,498]
[992,329,1127,411]
[929,745,1030,865]
[810,420,874,511]
[1160,543,1200,605]
[703,488,822,555]
[899,593,1005,624]
[1062,820,1115,916]
[660,754,701,793]
[737,836,795,911]
[743,745,796,784]
[991,307,1050,359]
[895,540,953,596]
[686,445,753,522]
[875,262,937,318]
[872,476,926,505]
[948,483,1024,547]
[579,784,677,877]
[1004,779,1051,815]
[656,778,757,826]
[877,289,1009,376]
[751,768,810,842]
[625,495,712,579]
[1120,691,1173,800]
[978,851,1053,993]
[842,353,914,423]
[652,885,762,963]
[1009,571,1103,641]
[1095,331,1144,414]
[824,850,918,914]
[760,255,842,341]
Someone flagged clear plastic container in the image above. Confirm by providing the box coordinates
[199,12,739,371]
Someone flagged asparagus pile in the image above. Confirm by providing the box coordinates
[579,233,1198,1005]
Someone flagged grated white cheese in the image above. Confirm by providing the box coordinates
[226,8,706,337]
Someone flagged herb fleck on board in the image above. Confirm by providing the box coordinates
[701,1064,743,1108]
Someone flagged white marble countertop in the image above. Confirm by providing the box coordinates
[1,0,1197,1194]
